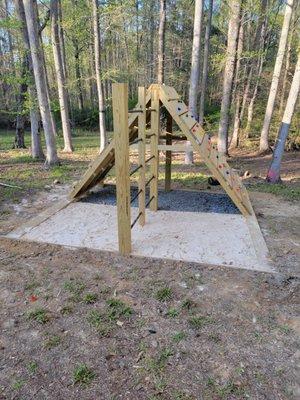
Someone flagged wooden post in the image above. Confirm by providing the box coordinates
[150,86,159,211]
[138,87,146,225]
[165,113,172,191]
[112,83,131,255]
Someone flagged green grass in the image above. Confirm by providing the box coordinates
[188,315,213,329]
[63,280,86,295]
[86,310,113,337]
[145,347,174,375]
[44,335,61,349]
[27,308,49,324]
[166,308,179,318]
[73,364,95,386]
[155,287,173,302]
[27,361,38,374]
[83,293,98,304]
[0,129,105,152]
[106,298,133,320]
[172,331,187,343]
[248,182,300,201]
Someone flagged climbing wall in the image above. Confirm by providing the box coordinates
[158,85,253,216]
[69,84,253,217]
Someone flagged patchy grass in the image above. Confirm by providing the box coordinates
[11,379,25,391]
[27,361,38,374]
[73,364,95,386]
[63,280,85,297]
[145,347,174,375]
[87,310,113,337]
[155,286,173,302]
[166,308,179,318]
[248,182,300,201]
[83,293,98,304]
[44,335,61,349]
[181,298,196,310]
[171,331,187,343]
[106,298,133,320]
[27,308,49,324]
[188,315,212,329]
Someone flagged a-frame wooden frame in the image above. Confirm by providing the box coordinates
[69,84,253,217]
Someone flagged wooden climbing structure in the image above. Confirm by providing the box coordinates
[69,83,254,254]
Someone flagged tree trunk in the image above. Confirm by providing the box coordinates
[230,16,244,149]
[266,50,300,183]
[217,0,241,155]
[188,0,203,119]
[91,0,107,152]
[259,0,294,153]
[279,20,294,114]
[23,0,58,165]
[50,0,73,152]
[186,0,204,164]
[57,0,67,80]
[157,0,166,84]
[29,92,44,159]
[149,1,155,83]
[15,0,44,158]
[13,57,27,149]
[73,39,84,110]
[199,0,213,126]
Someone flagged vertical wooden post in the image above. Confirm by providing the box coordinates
[150,86,159,211]
[138,87,146,226]
[112,83,131,255]
[165,113,172,192]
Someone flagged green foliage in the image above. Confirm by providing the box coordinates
[83,293,98,304]
[73,364,95,386]
[188,315,212,329]
[27,308,49,324]
[166,308,179,318]
[106,298,133,320]
[172,331,187,343]
[248,183,300,201]
[155,287,173,302]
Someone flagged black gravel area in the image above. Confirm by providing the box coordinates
[81,185,240,214]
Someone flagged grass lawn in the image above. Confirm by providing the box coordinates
[1,130,299,205]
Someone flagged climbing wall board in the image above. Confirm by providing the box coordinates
[158,85,253,216]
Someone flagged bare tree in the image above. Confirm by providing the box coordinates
[157,0,166,84]
[186,0,204,164]
[50,0,73,152]
[230,16,244,149]
[15,0,44,158]
[217,0,242,155]
[259,0,294,153]
[23,0,58,165]
[91,0,107,152]
[199,0,213,126]
[266,49,300,183]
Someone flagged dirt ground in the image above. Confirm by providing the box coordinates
[0,151,299,399]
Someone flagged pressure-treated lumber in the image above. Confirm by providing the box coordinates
[69,86,153,199]
[138,87,146,226]
[112,83,131,255]
[149,86,159,211]
[158,85,252,216]
[69,84,252,217]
